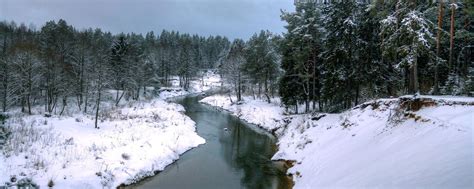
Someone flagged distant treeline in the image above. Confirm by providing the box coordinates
[0,19,230,127]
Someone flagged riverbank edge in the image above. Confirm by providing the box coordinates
[116,95,206,188]
[198,98,296,188]
[124,91,295,188]
[117,145,201,188]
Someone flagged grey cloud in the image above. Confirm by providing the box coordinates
[1,0,294,39]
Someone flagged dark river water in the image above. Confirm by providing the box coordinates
[130,95,292,189]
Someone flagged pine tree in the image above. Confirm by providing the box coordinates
[321,1,360,111]
[381,1,438,94]
[279,2,323,112]
[244,30,280,103]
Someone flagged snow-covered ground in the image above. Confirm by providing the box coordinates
[200,95,285,132]
[0,71,221,188]
[0,99,204,188]
[159,70,222,100]
[201,95,474,188]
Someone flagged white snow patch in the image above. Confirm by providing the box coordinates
[200,95,285,131]
[159,70,221,100]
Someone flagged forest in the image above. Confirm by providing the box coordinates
[218,0,473,113]
[1,0,473,119]
[278,0,473,113]
[0,20,230,127]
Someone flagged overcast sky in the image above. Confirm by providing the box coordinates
[1,0,294,39]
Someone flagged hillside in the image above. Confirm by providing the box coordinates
[201,95,474,188]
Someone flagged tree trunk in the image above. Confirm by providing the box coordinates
[27,95,31,115]
[264,74,270,103]
[237,72,242,102]
[413,57,419,93]
[78,54,84,110]
[1,34,7,112]
[449,1,456,71]
[2,62,7,112]
[305,98,309,113]
[295,102,298,114]
[21,97,25,113]
[115,85,125,106]
[84,84,88,114]
[95,89,101,129]
[434,1,444,94]
[251,83,256,100]
[257,83,261,98]
[355,84,360,106]
[60,97,67,116]
[27,69,32,115]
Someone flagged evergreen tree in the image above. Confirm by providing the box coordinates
[244,30,281,103]
[279,1,325,112]
[381,1,438,94]
[321,1,361,111]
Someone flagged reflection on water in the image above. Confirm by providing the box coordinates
[131,95,291,189]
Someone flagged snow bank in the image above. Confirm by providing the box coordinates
[0,99,205,188]
[159,70,221,100]
[276,98,473,188]
[201,95,474,188]
[200,95,286,131]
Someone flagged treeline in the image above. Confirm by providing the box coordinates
[279,0,473,113]
[0,19,230,127]
[218,30,281,103]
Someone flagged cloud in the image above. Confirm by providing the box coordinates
[0,0,294,39]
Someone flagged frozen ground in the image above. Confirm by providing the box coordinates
[201,95,474,188]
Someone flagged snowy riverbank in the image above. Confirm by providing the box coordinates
[0,99,205,188]
[0,72,221,188]
[200,95,474,188]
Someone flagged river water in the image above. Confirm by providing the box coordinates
[131,95,291,189]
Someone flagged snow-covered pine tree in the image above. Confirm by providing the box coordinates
[279,1,324,112]
[321,0,361,111]
[357,2,386,100]
[381,1,439,94]
[244,30,280,103]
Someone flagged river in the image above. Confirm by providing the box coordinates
[130,95,292,189]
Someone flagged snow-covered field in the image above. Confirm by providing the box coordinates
[201,95,474,188]
[0,99,204,188]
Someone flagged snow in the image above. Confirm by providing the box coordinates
[201,94,474,188]
[0,99,205,188]
[200,95,286,131]
[277,99,473,188]
[401,94,474,103]
[159,70,221,100]
[0,71,221,188]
